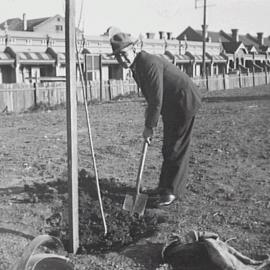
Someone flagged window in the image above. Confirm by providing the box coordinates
[26,39,32,45]
[57,17,61,22]
[55,25,63,31]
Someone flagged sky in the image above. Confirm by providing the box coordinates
[0,0,269,38]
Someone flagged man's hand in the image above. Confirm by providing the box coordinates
[143,126,153,144]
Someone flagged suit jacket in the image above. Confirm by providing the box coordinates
[131,51,202,128]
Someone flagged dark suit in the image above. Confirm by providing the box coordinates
[131,51,201,197]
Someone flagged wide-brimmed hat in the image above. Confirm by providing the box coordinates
[109,32,138,55]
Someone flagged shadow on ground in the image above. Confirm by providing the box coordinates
[122,242,164,270]
[202,94,270,102]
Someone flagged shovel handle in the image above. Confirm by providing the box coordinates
[136,140,149,195]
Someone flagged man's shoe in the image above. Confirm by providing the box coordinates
[158,194,176,207]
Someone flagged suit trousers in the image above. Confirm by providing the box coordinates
[159,115,195,198]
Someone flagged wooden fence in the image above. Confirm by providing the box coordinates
[0,71,270,113]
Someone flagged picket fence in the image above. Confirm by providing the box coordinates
[0,71,269,113]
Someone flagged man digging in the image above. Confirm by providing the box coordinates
[110,31,201,206]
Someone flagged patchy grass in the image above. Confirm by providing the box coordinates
[0,84,269,269]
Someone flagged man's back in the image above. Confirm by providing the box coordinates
[134,51,201,120]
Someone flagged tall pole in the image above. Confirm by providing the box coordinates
[202,0,207,78]
[65,0,79,254]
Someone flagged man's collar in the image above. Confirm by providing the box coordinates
[130,52,140,71]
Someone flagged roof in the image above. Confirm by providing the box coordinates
[263,37,270,46]
[0,16,52,31]
[27,17,50,31]
[196,30,230,43]
[177,27,270,53]
[260,45,270,53]
[0,18,23,31]
[222,42,243,53]
[176,26,202,41]
[245,45,258,53]
[207,31,223,42]
[241,34,258,46]
[177,27,234,43]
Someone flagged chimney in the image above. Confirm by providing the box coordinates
[201,24,208,40]
[231,29,239,42]
[167,32,172,40]
[159,31,166,40]
[146,32,155,39]
[257,32,264,46]
[23,13,27,31]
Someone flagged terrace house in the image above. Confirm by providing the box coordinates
[177,26,270,75]
[0,14,269,84]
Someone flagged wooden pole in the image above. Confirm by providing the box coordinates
[65,0,79,254]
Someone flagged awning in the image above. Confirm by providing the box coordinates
[192,55,211,62]
[57,52,84,64]
[174,54,192,63]
[18,52,55,65]
[101,54,118,64]
[209,54,227,63]
[0,52,15,65]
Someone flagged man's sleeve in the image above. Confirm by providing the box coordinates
[143,61,163,128]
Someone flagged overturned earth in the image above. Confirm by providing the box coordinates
[24,169,163,254]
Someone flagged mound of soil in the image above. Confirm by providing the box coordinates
[25,169,160,254]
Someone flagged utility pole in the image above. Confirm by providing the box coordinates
[195,0,210,78]
[202,0,207,78]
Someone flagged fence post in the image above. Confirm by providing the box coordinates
[108,80,112,100]
[33,73,38,106]
[137,84,140,97]
[239,70,242,88]
[252,67,255,86]
[33,82,37,106]
[223,70,226,90]
[206,69,209,91]
[265,67,268,85]
[88,81,93,101]
[99,55,103,101]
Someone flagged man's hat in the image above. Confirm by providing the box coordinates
[110,32,137,55]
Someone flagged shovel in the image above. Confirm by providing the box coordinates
[123,140,149,216]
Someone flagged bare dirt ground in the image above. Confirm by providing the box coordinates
[0,85,270,269]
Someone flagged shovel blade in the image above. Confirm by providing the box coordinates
[123,194,134,212]
[123,193,148,216]
[132,193,148,216]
